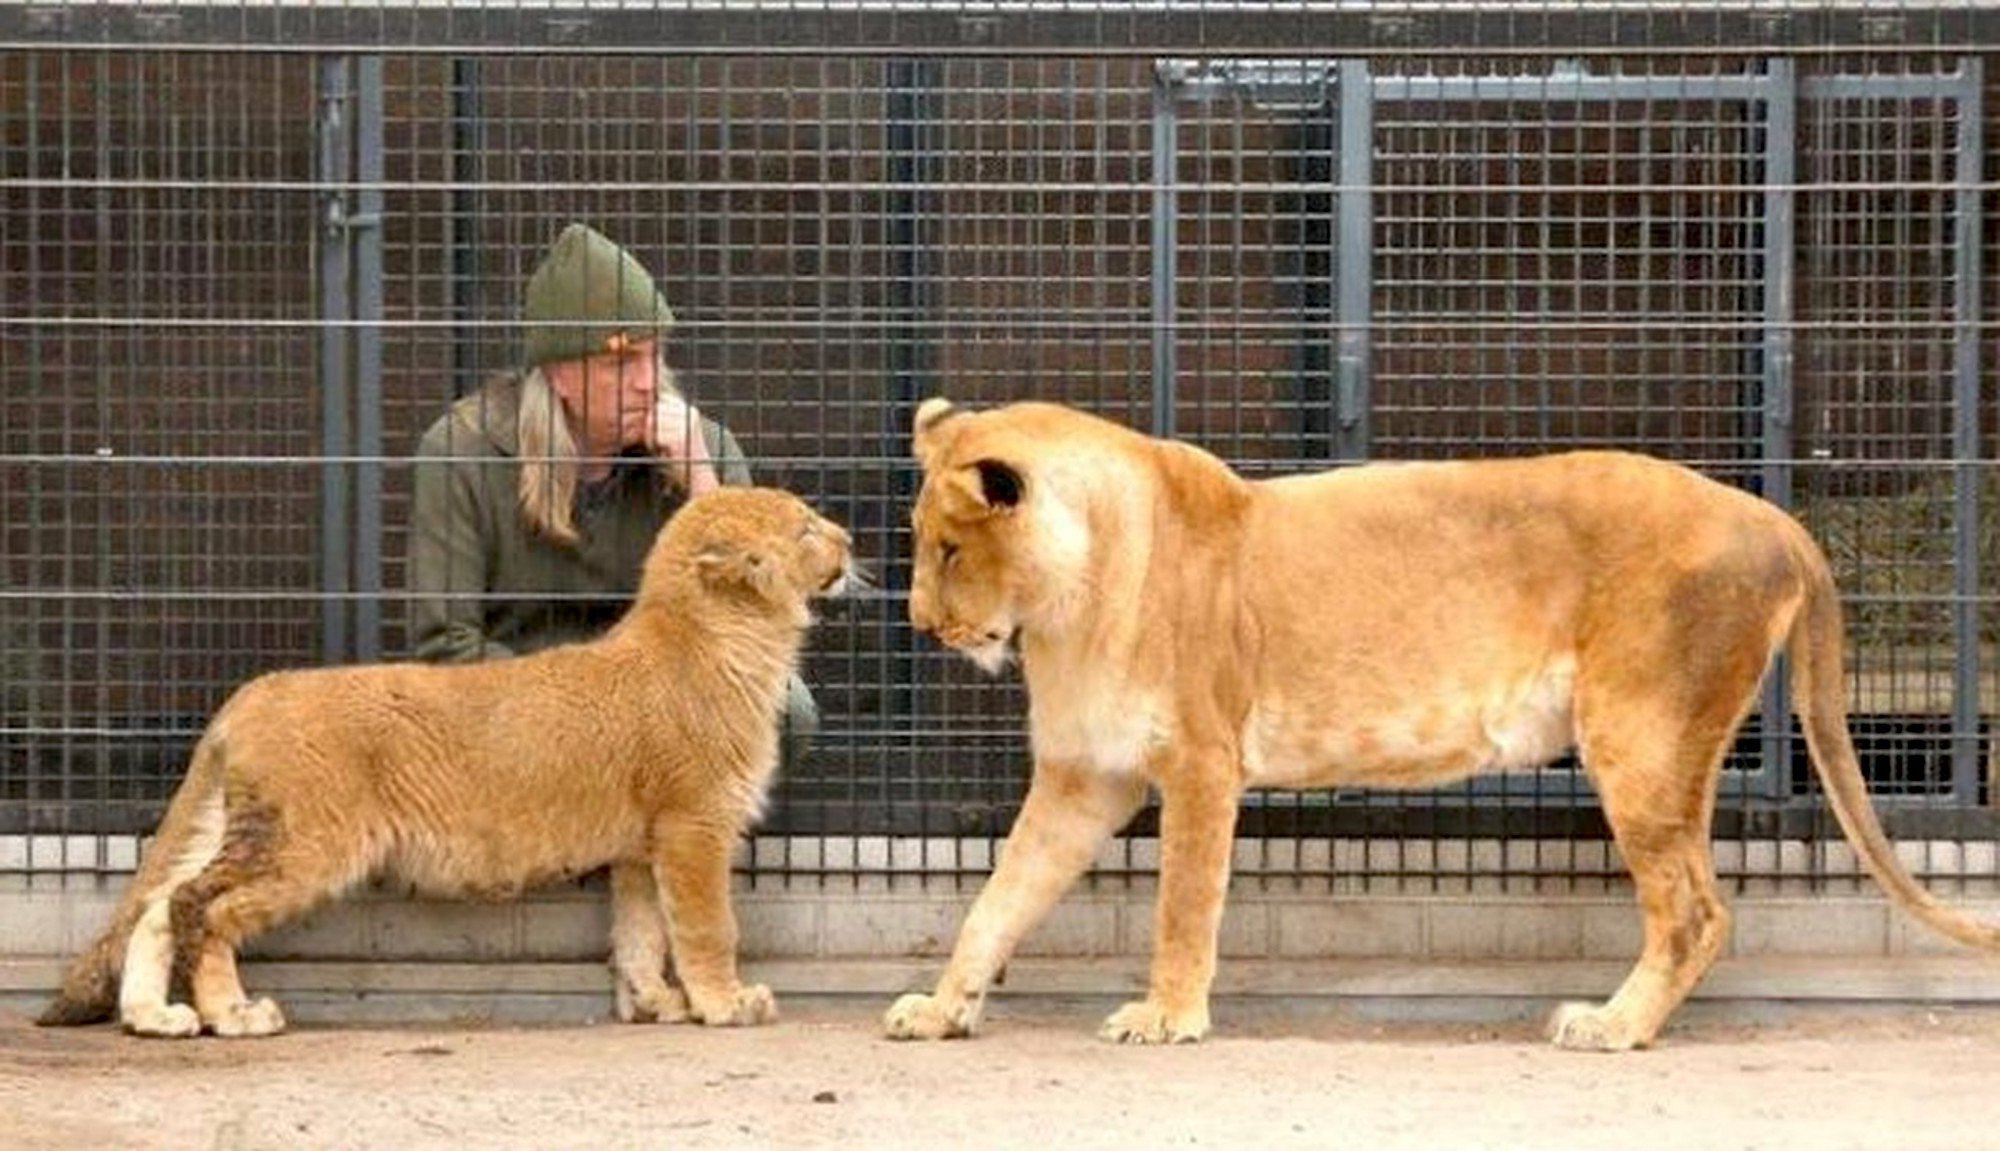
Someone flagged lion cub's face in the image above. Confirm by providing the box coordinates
[665,487,855,610]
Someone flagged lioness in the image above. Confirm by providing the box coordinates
[41,486,854,1038]
[884,398,2000,1050]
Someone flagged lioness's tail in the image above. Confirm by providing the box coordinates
[1785,528,2000,952]
[36,735,227,1026]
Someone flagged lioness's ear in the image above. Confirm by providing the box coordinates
[695,544,781,600]
[912,397,963,467]
[941,457,1026,516]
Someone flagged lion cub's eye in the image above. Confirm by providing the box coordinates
[939,541,960,567]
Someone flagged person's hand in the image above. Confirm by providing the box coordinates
[649,389,721,497]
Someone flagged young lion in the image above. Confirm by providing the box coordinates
[40,486,854,1038]
[884,397,2000,1051]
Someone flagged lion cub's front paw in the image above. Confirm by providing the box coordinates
[1546,1001,1646,1053]
[881,992,975,1041]
[1098,998,1209,1045]
[122,1002,202,1039]
[688,983,777,1027]
[207,997,287,1039]
[616,981,692,1024]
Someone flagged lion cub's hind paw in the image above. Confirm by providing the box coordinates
[1547,1002,1647,1053]
[1098,999,1209,1046]
[122,1002,202,1040]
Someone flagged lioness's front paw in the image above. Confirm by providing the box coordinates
[1099,998,1209,1045]
[1547,1001,1645,1053]
[123,1002,202,1039]
[688,983,776,1027]
[881,992,974,1041]
[616,981,692,1024]
[207,997,287,1039]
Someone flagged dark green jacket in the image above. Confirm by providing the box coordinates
[407,374,819,746]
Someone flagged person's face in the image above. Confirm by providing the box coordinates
[546,338,660,454]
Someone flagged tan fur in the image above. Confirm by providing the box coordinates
[884,398,2000,1050]
[41,487,853,1038]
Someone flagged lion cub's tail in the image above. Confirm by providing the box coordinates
[1786,534,2000,953]
[36,736,227,1026]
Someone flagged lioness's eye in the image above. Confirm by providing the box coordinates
[939,541,959,567]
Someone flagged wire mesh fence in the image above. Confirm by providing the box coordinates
[1,3,1995,895]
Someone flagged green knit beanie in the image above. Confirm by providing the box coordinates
[521,223,676,368]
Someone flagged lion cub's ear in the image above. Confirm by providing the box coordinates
[940,458,1026,517]
[695,543,783,601]
[912,397,964,467]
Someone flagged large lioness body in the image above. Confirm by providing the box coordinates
[884,398,2000,1050]
[42,487,853,1038]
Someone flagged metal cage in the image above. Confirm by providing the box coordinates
[2,3,1995,894]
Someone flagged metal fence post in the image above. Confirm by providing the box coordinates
[352,56,385,663]
[1951,57,1985,805]
[316,55,353,666]
[1334,59,1373,461]
[1150,64,1179,439]
[886,57,940,518]
[885,56,941,777]
[449,58,484,402]
[1759,57,1797,796]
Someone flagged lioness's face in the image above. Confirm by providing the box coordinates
[908,460,1029,675]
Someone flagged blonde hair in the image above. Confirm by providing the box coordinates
[515,358,688,548]
[516,367,581,546]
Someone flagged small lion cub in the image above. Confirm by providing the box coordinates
[41,487,853,1038]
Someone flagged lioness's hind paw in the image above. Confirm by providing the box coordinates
[1098,999,1208,1046]
[123,1002,202,1039]
[881,992,974,1041]
[1547,1002,1645,1053]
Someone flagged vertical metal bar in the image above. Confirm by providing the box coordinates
[885,57,937,792]
[352,56,384,663]
[19,50,48,845]
[449,57,482,401]
[1950,58,1984,804]
[93,45,116,863]
[1291,99,1336,460]
[1149,65,1177,438]
[1761,61,1798,513]
[885,58,937,514]
[316,56,352,666]
[1758,58,1797,796]
[45,48,72,848]
[1334,59,1373,461]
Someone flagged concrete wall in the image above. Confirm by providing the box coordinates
[7,835,2000,1025]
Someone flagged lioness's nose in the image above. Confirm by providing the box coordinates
[908,588,938,634]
